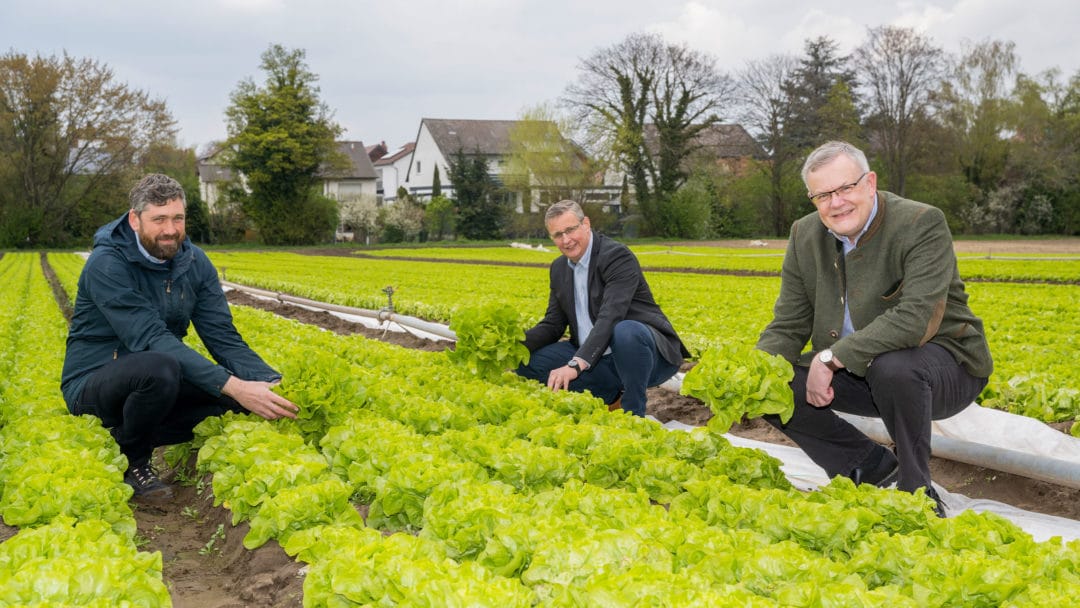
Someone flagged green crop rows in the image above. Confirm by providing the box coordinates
[3,248,1077,605]
[357,244,1080,282]
[0,253,170,604]
[207,251,1080,424]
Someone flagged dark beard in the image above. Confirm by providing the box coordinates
[138,231,183,260]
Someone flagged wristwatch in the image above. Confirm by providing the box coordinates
[567,359,582,374]
[818,349,841,372]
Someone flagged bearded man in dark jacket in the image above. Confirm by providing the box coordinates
[62,173,299,500]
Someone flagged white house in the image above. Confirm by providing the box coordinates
[405,118,515,200]
[404,118,620,212]
[373,142,415,204]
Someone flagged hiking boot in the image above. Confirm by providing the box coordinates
[124,462,174,501]
[850,447,899,488]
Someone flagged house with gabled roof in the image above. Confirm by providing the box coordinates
[374,141,416,203]
[643,123,767,174]
[196,140,378,210]
[321,141,378,202]
[406,118,516,198]
[405,118,620,212]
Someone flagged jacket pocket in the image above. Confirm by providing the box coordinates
[880,279,904,301]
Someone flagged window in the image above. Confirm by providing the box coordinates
[416,161,422,174]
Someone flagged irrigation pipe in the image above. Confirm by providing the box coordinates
[660,373,1080,491]
[839,414,1080,490]
[220,280,457,341]
[224,280,1080,490]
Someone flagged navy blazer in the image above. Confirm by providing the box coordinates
[523,232,689,368]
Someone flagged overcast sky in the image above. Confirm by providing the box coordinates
[3,0,1076,155]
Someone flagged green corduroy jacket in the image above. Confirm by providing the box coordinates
[756,191,993,379]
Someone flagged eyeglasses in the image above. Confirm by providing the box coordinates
[549,222,582,241]
[808,172,869,205]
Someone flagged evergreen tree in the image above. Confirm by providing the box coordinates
[432,164,442,197]
[448,149,505,240]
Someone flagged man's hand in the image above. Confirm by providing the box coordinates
[546,365,580,392]
[222,376,299,420]
[806,355,841,407]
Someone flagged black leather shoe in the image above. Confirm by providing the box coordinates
[850,447,899,488]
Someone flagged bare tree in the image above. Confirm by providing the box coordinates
[0,51,175,246]
[563,32,734,234]
[736,54,801,235]
[854,25,944,195]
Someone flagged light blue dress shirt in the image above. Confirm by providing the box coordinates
[829,195,879,337]
[568,232,611,357]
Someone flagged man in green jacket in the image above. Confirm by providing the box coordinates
[757,141,993,516]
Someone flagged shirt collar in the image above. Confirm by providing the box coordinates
[567,232,594,269]
[135,235,169,264]
[829,194,879,248]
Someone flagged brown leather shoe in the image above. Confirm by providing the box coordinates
[607,395,622,411]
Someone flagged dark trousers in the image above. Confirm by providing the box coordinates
[764,343,987,492]
[516,320,680,417]
[71,352,244,469]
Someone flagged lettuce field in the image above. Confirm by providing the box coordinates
[1,244,1079,606]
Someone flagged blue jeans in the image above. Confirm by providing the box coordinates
[516,320,680,417]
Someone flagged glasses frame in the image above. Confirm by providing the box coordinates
[549,221,583,241]
[808,172,869,205]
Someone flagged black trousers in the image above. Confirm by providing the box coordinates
[764,343,987,492]
[71,352,244,469]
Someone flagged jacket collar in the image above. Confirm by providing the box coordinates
[94,213,194,274]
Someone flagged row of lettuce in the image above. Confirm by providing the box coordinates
[0,253,172,605]
[191,299,1080,606]
[206,250,1080,426]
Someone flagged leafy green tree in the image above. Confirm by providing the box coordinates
[816,80,864,146]
[225,44,344,244]
[424,195,455,240]
[1007,69,1080,234]
[0,50,175,247]
[448,149,506,240]
[564,32,735,235]
[936,39,1018,194]
[504,103,598,209]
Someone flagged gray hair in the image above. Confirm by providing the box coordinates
[129,173,187,213]
[801,141,870,187]
[544,199,585,222]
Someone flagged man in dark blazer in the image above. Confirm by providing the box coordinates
[517,200,689,417]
